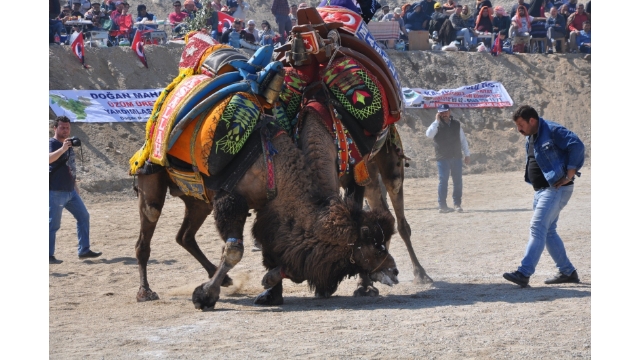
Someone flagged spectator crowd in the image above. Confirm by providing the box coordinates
[49,0,591,57]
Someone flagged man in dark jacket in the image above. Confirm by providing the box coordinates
[425,104,471,213]
[503,105,584,288]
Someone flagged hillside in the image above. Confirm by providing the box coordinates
[48,39,591,194]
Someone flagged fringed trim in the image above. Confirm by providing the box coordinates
[128,68,195,174]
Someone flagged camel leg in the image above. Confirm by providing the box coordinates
[135,172,168,302]
[176,196,232,287]
[353,272,380,297]
[192,191,248,310]
[376,150,433,284]
[254,280,284,306]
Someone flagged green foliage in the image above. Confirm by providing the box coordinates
[178,7,214,36]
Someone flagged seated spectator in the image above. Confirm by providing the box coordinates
[567,3,589,52]
[450,4,476,49]
[428,2,449,36]
[183,0,198,19]
[442,0,457,13]
[101,0,116,15]
[405,3,429,32]
[558,4,571,24]
[383,7,408,41]
[377,4,390,21]
[245,19,259,41]
[71,0,86,19]
[169,1,189,33]
[58,4,74,35]
[461,5,475,29]
[475,6,493,33]
[50,0,64,43]
[576,19,590,54]
[492,6,510,34]
[221,19,259,50]
[545,6,565,53]
[290,4,298,26]
[491,29,512,55]
[110,1,124,23]
[509,5,533,39]
[136,4,157,30]
[85,2,108,30]
[510,0,530,18]
[258,20,276,45]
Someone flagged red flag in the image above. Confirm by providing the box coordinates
[131,30,148,68]
[70,31,87,68]
[217,12,235,33]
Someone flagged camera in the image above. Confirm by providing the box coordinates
[69,136,81,147]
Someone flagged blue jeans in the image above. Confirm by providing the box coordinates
[456,28,475,47]
[49,190,91,256]
[518,185,576,277]
[436,158,463,208]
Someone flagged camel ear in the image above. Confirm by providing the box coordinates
[360,226,370,239]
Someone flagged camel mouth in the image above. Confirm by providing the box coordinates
[370,269,399,286]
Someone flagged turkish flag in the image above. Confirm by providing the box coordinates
[131,30,148,68]
[217,11,235,33]
[70,31,86,67]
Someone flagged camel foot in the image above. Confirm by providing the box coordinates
[353,285,379,297]
[254,288,283,305]
[192,284,219,310]
[261,268,283,289]
[413,268,434,285]
[136,287,159,302]
[221,275,233,287]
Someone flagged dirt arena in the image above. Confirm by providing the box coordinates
[49,169,590,358]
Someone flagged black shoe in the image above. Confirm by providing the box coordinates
[49,256,63,264]
[544,270,580,285]
[503,270,530,287]
[439,207,454,213]
[79,250,102,259]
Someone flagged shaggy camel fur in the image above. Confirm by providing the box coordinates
[295,104,433,296]
[135,129,399,310]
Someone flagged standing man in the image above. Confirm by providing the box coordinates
[271,0,291,46]
[425,104,471,213]
[49,116,102,264]
[503,105,584,287]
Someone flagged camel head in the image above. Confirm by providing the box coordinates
[324,196,399,286]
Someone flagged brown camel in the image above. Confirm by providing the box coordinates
[135,120,399,310]
[273,7,434,293]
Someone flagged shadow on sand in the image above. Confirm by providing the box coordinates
[80,257,178,265]
[195,281,591,312]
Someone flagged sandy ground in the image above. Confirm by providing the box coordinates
[49,169,590,359]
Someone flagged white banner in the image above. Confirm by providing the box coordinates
[49,89,163,122]
[402,81,513,109]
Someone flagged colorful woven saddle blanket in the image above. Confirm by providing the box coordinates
[275,6,404,131]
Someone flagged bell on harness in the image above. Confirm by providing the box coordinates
[286,33,309,66]
[262,68,286,105]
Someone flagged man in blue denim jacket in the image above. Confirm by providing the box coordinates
[503,105,584,287]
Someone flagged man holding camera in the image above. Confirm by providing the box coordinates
[425,104,471,213]
[49,116,101,264]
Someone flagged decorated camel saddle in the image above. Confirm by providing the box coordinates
[275,6,406,185]
[129,32,292,201]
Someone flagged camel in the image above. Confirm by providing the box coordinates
[273,7,434,297]
[132,41,399,310]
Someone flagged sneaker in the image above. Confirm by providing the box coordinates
[252,242,262,252]
[584,54,590,60]
[439,207,454,213]
[78,250,102,259]
[544,270,580,285]
[503,270,530,287]
[49,256,63,264]
[454,205,463,213]
[547,49,553,54]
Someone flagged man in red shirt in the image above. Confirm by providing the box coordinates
[169,0,189,34]
[567,3,589,52]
